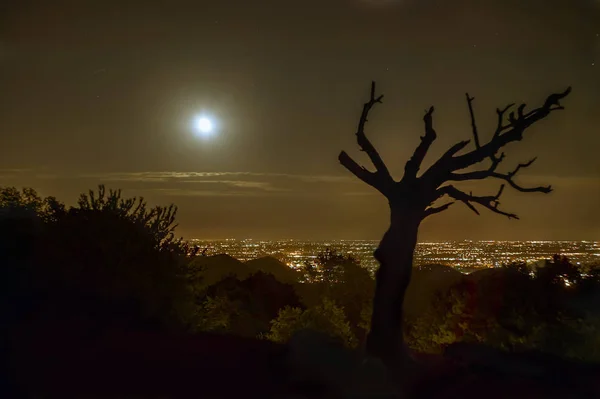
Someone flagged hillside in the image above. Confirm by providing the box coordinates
[188,254,250,289]
[245,256,300,284]
[188,254,300,290]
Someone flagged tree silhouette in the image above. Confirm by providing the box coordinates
[1,185,197,332]
[339,82,571,369]
[76,185,180,251]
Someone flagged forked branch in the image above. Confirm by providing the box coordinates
[339,81,394,195]
[404,106,437,179]
[465,93,481,149]
[423,202,454,218]
[494,103,516,139]
[449,157,552,193]
[338,152,390,193]
[428,87,572,175]
[437,184,519,219]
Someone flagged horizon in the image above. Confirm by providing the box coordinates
[187,237,600,243]
[185,238,600,271]
[2,0,599,240]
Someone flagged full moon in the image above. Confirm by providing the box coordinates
[193,115,215,137]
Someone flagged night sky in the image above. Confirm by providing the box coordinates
[1,0,599,240]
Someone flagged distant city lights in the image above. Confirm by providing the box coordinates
[187,239,600,275]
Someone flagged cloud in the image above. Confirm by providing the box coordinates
[0,169,361,197]
[5,167,596,199]
[0,168,32,181]
[2,169,355,183]
[179,179,291,192]
[76,171,353,183]
[144,188,267,197]
[0,168,32,173]
[71,171,351,197]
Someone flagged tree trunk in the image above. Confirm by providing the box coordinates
[366,202,422,370]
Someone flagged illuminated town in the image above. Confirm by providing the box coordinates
[188,239,600,274]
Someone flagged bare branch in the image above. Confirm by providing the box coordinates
[423,202,454,218]
[502,158,553,193]
[439,140,471,161]
[339,151,389,195]
[448,156,552,193]
[465,93,480,149]
[404,106,437,179]
[437,184,519,219]
[422,140,471,180]
[429,87,572,175]
[339,81,394,194]
[494,103,515,139]
[508,157,536,178]
[355,82,391,178]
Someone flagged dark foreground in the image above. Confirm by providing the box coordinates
[5,321,600,398]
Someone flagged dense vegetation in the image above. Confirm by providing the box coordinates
[3,185,599,359]
[2,185,600,396]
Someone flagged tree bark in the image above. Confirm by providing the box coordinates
[366,201,422,369]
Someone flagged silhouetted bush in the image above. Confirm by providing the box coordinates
[1,185,197,335]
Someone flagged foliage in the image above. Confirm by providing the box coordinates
[0,186,65,223]
[1,185,197,333]
[195,295,239,332]
[406,280,491,353]
[264,298,357,348]
[297,248,374,344]
[565,316,600,362]
[405,257,600,362]
[536,254,583,287]
[3,183,600,367]
[195,272,303,337]
[358,300,373,333]
[76,185,183,252]
[300,248,369,284]
[1,187,68,332]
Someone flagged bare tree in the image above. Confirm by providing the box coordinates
[339,82,571,369]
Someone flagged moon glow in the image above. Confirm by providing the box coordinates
[193,115,215,137]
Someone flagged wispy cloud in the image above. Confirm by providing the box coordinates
[1,169,355,183]
[73,171,352,197]
[0,168,31,176]
[76,171,353,184]
[6,168,595,199]
[0,168,32,173]
[0,169,30,180]
[178,179,291,192]
[144,188,269,197]
[0,169,359,197]
[78,171,263,182]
